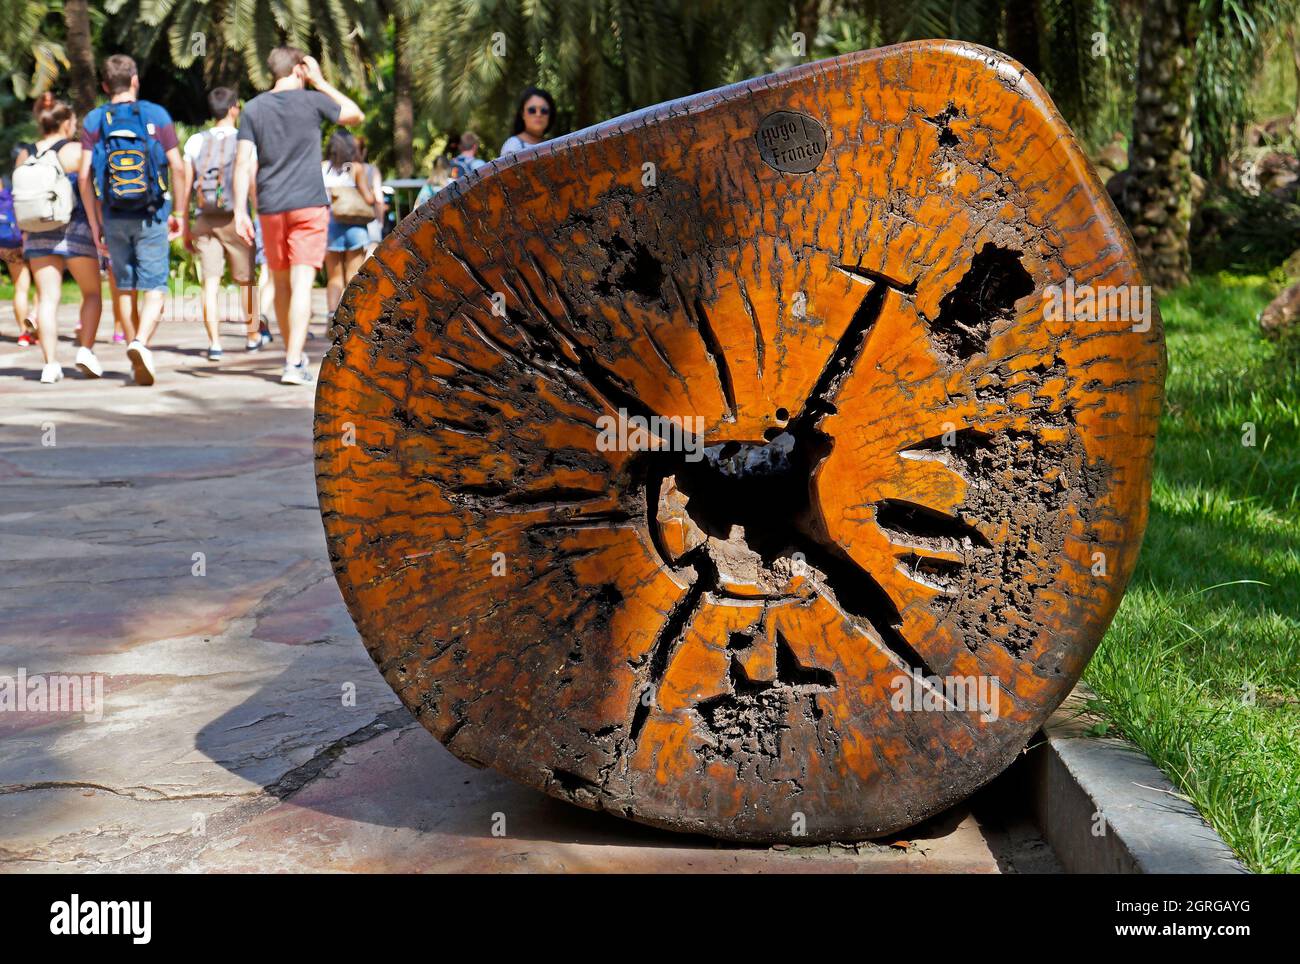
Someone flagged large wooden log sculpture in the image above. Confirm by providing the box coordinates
[315,41,1165,842]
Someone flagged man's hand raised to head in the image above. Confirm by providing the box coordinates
[298,54,364,126]
[300,55,326,90]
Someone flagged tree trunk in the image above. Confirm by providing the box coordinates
[393,10,415,178]
[1124,0,1201,292]
[64,0,98,118]
[795,0,819,53]
[1003,0,1043,77]
[315,44,1165,843]
[204,1,244,90]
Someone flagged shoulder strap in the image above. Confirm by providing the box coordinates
[32,141,68,173]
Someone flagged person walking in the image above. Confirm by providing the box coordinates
[451,131,488,176]
[182,86,256,362]
[321,129,376,324]
[6,142,40,345]
[499,87,556,157]
[415,155,456,208]
[79,54,187,387]
[354,135,386,258]
[12,94,104,383]
[232,47,363,386]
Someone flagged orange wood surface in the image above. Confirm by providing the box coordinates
[314,40,1165,842]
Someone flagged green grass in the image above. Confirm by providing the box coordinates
[0,277,89,308]
[1084,272,1300,874]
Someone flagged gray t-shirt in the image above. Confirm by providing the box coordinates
[237,89,341,214]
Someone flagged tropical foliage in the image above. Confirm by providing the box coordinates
[0,0,1295,268]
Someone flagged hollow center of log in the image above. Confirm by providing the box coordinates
[649,423,859,603]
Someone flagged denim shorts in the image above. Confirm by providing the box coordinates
[104,216,170,291]
[326,218,369,252]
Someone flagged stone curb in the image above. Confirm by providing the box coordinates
[1028,686,1249,874]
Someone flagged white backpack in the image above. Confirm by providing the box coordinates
[12,141,73,232]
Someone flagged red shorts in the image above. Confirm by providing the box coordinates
[259,206,329,271]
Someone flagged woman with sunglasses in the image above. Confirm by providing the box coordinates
[500,87,557,157]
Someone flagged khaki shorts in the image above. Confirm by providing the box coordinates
[192,211,254,285]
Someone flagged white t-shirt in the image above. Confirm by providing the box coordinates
[499,135,537,157]
[183,125,253,163]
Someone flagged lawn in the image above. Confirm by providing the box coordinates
[0,277,94,315]
[1085,272,1300,874]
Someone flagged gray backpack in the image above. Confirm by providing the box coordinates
[193,130,237,213]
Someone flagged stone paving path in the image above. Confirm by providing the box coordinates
[0,295,1057,872]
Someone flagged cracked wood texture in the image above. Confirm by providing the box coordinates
[315,41,1165,842]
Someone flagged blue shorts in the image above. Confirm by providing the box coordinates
[327,218,369,252]
[104,216,170,291]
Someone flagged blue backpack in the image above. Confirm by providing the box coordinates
[92,102,168,214]
[0,187,21,247]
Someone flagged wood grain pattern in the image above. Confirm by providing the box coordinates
[314,40,1165,842]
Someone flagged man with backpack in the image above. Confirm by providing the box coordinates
[78,54,187,387]
[183,86,256,362]
[232,47,363,386]
[450,132,488,178]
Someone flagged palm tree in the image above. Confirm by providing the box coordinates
[1120,0,1201,290]
[405,0,792,150]
[64,0,97,113]
[0,0,65,100]
[391,1,417,177]
[108,0,383,89]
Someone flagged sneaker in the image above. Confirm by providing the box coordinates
[113,332,126,345]
[126,340,156,386]
[259,318,274,343]
[17,331,36,347]
[207,344,223,362]
[39,362,63,384]
[246,336,262,352]
[280,359,314,386]
[75,346,104,378]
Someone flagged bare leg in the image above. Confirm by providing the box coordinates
[258,265,274,321]
[286,263,316,366]
[342,247,365,290]
[271,268,292,346]
[65,257,103,347]
[29,257,64,366]
[9,260,32,333]
[324,251,345,315]
[107,263,125,339]
[201,275,222,347]
[115,290,139,343]
[134,288,167,345]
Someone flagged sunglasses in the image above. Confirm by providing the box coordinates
[526,105,550,116]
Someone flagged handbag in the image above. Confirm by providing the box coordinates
[329,163,373,226]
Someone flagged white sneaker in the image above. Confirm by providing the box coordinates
[75,346,104,378]
[280,360,315,386]
[126,340,155,386]
[39,362,63,384]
